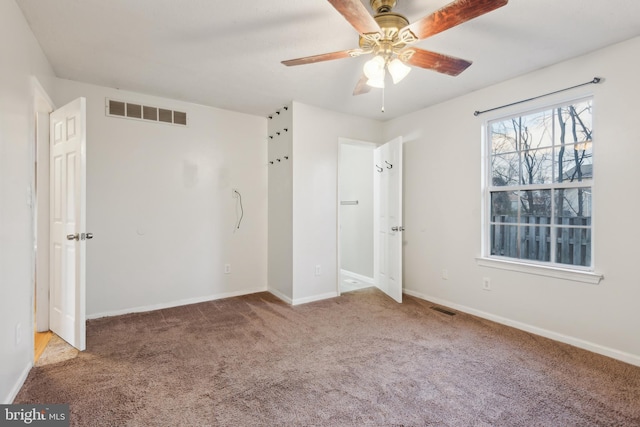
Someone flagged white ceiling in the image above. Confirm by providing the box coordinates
[16,0,640,120]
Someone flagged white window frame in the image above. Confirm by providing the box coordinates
[478,96,603,284]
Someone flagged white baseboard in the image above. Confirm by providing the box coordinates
[340,269,374,286]
[268,288,339,306]
[87,286,267,320]
[268,287,293,305]
[404,288,640,368]
[4,362,32,404]
[292,291,339,306]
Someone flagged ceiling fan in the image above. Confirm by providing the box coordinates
[282,0,508,95]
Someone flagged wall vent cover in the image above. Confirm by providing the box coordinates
[106,99,187,126]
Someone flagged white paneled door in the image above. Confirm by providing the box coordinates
[374,137,403,303]
[50,98,87,351]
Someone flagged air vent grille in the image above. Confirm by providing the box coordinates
[431,306,457,316]
[106,99,187,126]
[127,103,142,119]
[173,111,187,126]
[159,108,173,123]
[143,105,157,121]
[109,100,126,116]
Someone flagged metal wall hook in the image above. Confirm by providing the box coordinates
[376,165,383,173]
[385,161,393,169]
[276,158,281,162]
[283,106,288,111]
[268,115,273,120]
[284,156,289,160]
[269,161,274,165]
[269,135,273,139]
[276,111,280,115]
[276,132,280,135]
[284,128,288,132]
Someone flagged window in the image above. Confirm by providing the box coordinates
[485,98,593,269]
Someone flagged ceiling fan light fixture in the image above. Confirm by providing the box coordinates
[388,58,411,84]
[366,78,385,89]
[363,55,386,80]
[281,0,509,96]
[366,72,385,88]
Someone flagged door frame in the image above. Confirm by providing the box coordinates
[31,77,55,338]
[336,137,377,295]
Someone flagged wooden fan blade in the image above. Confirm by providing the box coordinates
[353,74,372,96]
[327,0,381,35]
[402,48,472,76]
[402,0,508,40]
[282,50,354,66]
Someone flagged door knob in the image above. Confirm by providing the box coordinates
[66,233,79,241]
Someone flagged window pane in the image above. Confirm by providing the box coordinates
[522,148,553,185]
[556,143,593,183]
[490,224,518,258]
[521,109,554,149]
[556,227,591,266]
[491,119,518,153]
[555,188,592,224]
[491,112,554,154]
[491,152,519,186]
[491,191,517,221]
[519,190,551,217]
[555,100,593,145]
[519,225,551,262]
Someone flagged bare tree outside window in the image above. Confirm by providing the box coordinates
[487,98,593,267]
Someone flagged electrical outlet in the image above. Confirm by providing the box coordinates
[315,265,321,276]
[482,277,491,291]
[224,264,231,274]
[442,269,449,280]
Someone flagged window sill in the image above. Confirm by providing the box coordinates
[475,257,604,285]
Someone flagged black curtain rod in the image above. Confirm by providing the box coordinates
[473,77,602,117]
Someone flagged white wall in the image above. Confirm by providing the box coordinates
[267,104,293,302]
[339,142,374,278]
[0,0,56,403]
[292,102,382,303]
[52,79,268,317]
[383,36,640,364]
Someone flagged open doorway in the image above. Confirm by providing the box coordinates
[32,78,54,361]
[338,136,404,302]
[338,138,376,294]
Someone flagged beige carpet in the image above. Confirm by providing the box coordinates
[15,289,640,426]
